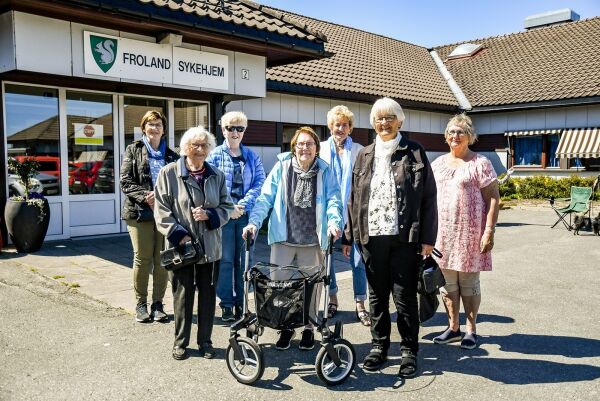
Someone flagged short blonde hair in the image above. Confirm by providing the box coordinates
[290,126,321,154]
[327,105,354,131]
[370,97,405,128]
[445,113,477,145]
[179,126,217,156]
[221,111,248,128]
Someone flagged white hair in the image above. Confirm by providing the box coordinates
[179,126,216,156]
[221,111,248,128]
[369,97,406,128]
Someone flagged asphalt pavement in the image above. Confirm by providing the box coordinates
[0,205,599,400]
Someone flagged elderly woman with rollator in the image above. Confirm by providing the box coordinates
[207,111,265,323]
[155,126,233,361]
[242,126,343,351]
[345,97,437,378]
[319,105,370,326]
[431,113,499,350]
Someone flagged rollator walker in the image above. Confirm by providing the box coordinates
[225,235,356,386]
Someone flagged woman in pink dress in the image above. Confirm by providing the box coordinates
[431,113,500,350]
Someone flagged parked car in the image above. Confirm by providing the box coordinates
[91,159,114,193]
[68,161,103,194]
[15,155,60,179]
[8,174,43,197]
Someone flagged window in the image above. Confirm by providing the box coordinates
[66,91,114,194]
[5,84,61,196]
[514,136,542,166]
[123,97,167,149]
[174,101,208,152]
[547,134,560,167]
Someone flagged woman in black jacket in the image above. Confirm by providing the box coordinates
[120,110,178,323]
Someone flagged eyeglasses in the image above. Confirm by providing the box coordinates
[448,129,466,136]
[225,126,246,133]
[375,115,397,123]
[295,141,316,149]
[146,122,163,129]
[190,142,210,150]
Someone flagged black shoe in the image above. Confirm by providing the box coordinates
[298,329,315,350]
[433,327,462,344]
[460,332,478,350]
[199,341,216,359]
[172,346,188,360]
[398,350,418,378]
[363,345,387,371]
[234,305,243,320]
[221,307,235,322]
[275,329,295,350]
[135,303,151,323]
[150,302,168,322]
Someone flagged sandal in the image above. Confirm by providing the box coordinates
[356,308,371,326]
[327,303,338,319]
[398,350,418,378]
[363,345,387,371]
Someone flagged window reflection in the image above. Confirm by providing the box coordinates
[174,100,208,152]
[5,85,61,196]
[66,91,114,194]
[123,97,167,149]
[514,136,542,166]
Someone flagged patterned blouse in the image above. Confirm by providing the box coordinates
[368,150,399,236]
[432,153,497,272]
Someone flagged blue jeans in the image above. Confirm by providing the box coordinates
[329,241,367,302]
[217,214,251,308]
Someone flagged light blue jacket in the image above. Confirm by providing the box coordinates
[206,143,265,213]
[248,152,343,250]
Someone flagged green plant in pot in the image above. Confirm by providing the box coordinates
[4,157,51,253]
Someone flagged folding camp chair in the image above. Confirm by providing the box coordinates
[549,186,593,230]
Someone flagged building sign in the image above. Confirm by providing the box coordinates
[83,31,228,90]
[74,123,104,146]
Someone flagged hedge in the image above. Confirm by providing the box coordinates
[499,174,599,200]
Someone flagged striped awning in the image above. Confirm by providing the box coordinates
[504,129,562,137]
[555,127,600,158]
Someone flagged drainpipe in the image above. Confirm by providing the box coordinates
[429,50,472,111]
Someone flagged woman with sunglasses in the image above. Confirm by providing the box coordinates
[206,111,265,322]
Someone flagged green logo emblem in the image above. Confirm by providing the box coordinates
[90,35,117,73]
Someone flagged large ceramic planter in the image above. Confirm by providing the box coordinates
[4,198,50,253]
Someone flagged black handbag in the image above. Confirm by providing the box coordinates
[417,248,446,295]
[135,203,154,222]
[160,239,205,271]
[159,178,206,271]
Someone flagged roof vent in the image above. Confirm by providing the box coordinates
[447,43,483,59]
[524,8,580,30]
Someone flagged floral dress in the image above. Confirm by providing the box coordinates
[431,154,497,272]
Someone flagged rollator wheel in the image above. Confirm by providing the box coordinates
[226,337,264,385]
[315,338,356,386]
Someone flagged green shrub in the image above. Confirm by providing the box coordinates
[500,175,598,200]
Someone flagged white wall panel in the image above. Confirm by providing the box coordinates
[526,110,546,129]
[358,103,371,129]
[490,113,508,133]
[403,110,415,131]
[314,98,331,126]
[262,92,281,121]
[227,100,243,113]
[14,12,71,75]
[0,12,15,73]
[242,98,261,120]
[475,115,491,134]
[507,112,527,131]
[297,96,315,125]
[419,111,432,133]
[233,52,265,97]
[586,105,600,126]
[565,106,588,128]
[248,146,280,173]
[344,102,360,127]
[545,108,566,128]
[280,94,298,123]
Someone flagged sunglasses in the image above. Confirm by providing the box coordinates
[225,126,246,133]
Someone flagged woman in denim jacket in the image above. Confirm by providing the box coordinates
[206,111,265,322]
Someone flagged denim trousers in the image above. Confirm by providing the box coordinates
[216,214,251,308]
[329,241,367,302]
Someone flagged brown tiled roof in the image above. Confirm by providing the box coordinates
[265,10,459,107]
[138,0,327,43]
[434,17,600,107]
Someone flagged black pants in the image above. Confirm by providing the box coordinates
[170,261,220,348]
[362,236,420,354]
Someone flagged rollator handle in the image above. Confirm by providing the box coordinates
[327,234,334,255]
[245,234,254,251]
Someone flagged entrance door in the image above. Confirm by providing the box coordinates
[66,90,121,237]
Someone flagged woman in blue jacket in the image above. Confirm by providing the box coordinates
[242,126,342,351]
[206,111,265,322]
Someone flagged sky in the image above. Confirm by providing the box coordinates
[260,0,600,47]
